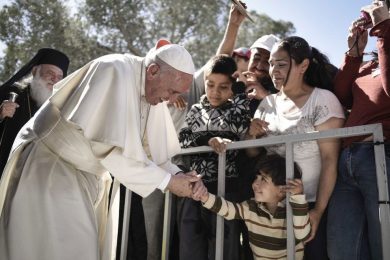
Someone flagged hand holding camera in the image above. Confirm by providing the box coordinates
[346,0,389,57]
[356,0,390,30]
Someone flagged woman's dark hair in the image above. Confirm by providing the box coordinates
[275,36,338,92]
[253,153,302,186]
[204,54,237,83]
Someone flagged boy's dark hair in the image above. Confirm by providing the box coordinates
[253,154,302,186]
[204,54,237,83]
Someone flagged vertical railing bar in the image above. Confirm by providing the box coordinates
[215,152,226,260]
[120,189,132,260]
[161,191,172,260]
[372,125,390,260]
[285,142,295,260]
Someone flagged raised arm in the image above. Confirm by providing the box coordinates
[216,3,246,55]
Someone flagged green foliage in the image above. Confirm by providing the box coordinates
[236,11,295,48]
[0,0,107,82]
[0,0,295,84]
[83,0,228,68]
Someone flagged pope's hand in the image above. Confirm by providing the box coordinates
[166,171,201,198]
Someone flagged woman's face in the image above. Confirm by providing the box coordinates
[268,48,292,90]
[269,47,309,91]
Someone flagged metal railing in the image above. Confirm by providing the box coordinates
[121,124,389,260]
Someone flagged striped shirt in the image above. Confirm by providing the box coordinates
[203,194,311,260]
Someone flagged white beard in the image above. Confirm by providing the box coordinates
[30,75,52,107]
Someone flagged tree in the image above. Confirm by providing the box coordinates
[236,11,295,48]
[0,0,295,84]
[0,0,107,83]
[82,0,229,68]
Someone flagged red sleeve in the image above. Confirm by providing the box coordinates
[333,55,362,109]
[370,19,390,96]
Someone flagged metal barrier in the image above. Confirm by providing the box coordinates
[121,124,389,260]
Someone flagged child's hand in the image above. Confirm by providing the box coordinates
[200,188,209,203]
[191,178,209,202]
[208,137,231,154]
[284,179,303,195]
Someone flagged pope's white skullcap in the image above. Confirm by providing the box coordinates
[250,34,280,52]
[145,39,195,75]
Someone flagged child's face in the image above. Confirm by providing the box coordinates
[252,172,283,203]
[205,73,233,107]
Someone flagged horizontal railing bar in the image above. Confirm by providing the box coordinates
[178,124,381,155]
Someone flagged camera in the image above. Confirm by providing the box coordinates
[356,0,390,30]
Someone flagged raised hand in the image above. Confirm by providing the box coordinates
[242,71,270,100]
[229,1,247,26]
[361,0,390,27]
[284,179,304,195]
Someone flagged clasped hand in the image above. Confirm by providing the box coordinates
[167,171,208,200]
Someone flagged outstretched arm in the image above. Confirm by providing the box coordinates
[216,3,246,55]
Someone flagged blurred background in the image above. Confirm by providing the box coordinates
[0,0,378,83]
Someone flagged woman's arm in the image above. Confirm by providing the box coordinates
[306,117,345,242]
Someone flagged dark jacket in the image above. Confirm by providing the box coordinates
[0,84,38,175]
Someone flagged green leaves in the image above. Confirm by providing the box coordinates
[0,0,295,84]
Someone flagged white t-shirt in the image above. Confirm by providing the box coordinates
[254,87,345,202]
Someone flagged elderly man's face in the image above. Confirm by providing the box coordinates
[145,64,192,105]
[33,64,64,91]
[248,48,271,82]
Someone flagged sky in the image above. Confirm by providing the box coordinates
[0,0,379,67]
[245,0,377,66]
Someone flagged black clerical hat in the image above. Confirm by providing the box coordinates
[0,48,69,88]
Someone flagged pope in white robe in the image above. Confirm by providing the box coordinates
[0,40,201,260]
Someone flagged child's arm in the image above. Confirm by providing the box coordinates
[191,178,209,203]
[202,193,244,221]
[286,179,311,242]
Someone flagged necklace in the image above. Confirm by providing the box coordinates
[141,103,151,142]
[140,61,151,142]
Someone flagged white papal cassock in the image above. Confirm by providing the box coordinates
[0,53,181,260]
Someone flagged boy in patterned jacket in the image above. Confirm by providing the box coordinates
[177,54,251,260]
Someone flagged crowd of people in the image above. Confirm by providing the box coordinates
[0,0,389,260]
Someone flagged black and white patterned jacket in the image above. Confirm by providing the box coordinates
[179,93,251,193]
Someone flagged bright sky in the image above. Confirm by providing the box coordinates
[245,0,377,66]
[0,0,379,67]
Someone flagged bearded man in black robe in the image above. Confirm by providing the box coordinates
[0,48,69,175]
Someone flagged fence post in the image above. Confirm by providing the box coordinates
[120,189,132,260]
[285,143,296,260]
[215,152,226,260]
[373,125,390,260]
[161,191,173,260]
